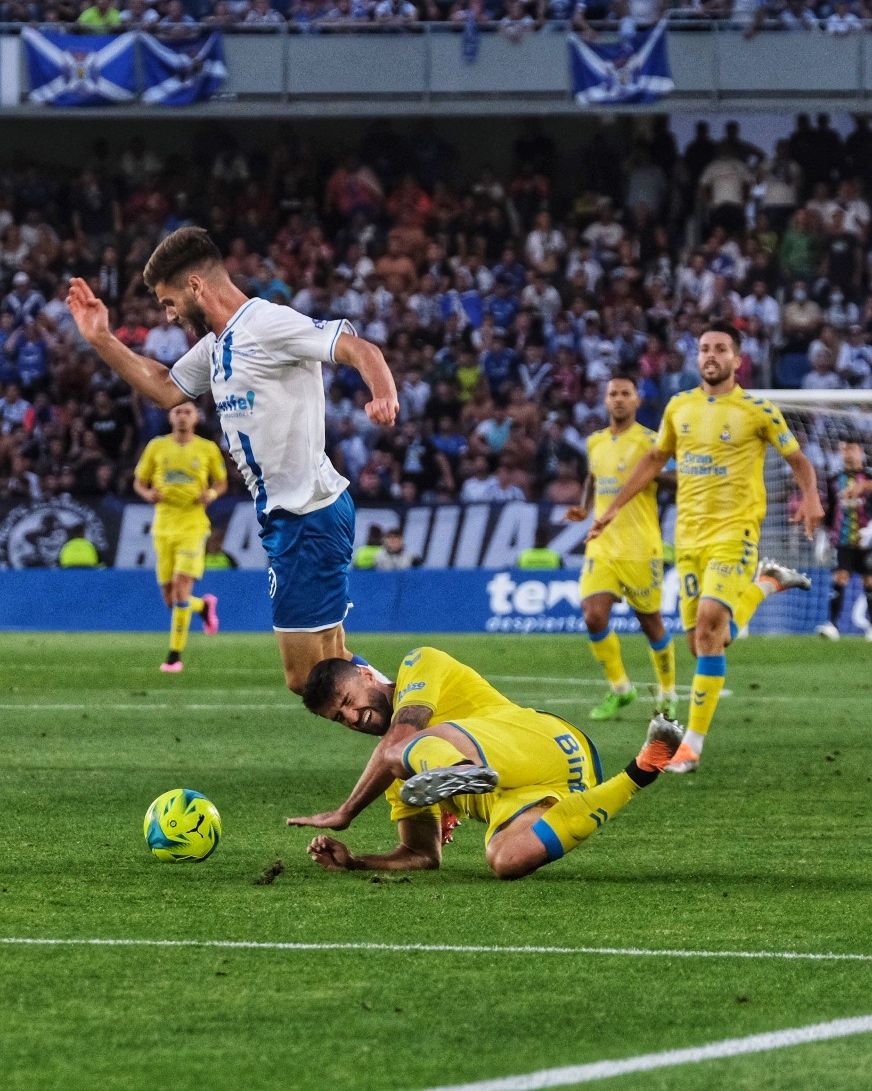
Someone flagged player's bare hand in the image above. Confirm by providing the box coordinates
[790,494,825,540]
[564,506,589,523]
[365,397,400,427]
[66,277,109,343]
[287,809,352,831]
[585,511,615,542]
[307,834,354,870]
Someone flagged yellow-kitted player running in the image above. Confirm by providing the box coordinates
[588,321,823,772]
[566,375,676,723]
[134,401,227,672]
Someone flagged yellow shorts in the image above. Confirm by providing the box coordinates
[391,707,604,845]
[154,531,207,585]
[580,555,664,615]
[676,539,758,631]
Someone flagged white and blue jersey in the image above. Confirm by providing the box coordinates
[170,297,357,631]
[169,297,353,520]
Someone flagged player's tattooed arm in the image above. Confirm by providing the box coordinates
[286,706,433,832]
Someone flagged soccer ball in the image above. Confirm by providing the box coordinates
[143,788,222,862]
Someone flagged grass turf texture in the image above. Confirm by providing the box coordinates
[1,632,871,1090]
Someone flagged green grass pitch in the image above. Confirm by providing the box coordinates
[1,631,872,1090]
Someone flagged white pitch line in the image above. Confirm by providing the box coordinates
[1,937,872,963]
[418,1016,872,1091]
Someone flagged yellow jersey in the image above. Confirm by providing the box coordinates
[656,385,799,550]
[393,646,516,725]
[135,434,227,537]
[586,422,662,561]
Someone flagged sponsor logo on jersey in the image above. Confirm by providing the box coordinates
[215,390,256,417]
[397,680,426,701]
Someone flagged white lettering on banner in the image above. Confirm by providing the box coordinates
[455,504,489,568]
[425,506,460,567]
[353,508,399,550]
[114,504,154,568]
[547,507,589,568]
[485,567,683,633]
[402,505,432,564]
[482,502,538,568]
[222,504,268,569]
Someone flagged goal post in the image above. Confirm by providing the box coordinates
[749,388,872,635]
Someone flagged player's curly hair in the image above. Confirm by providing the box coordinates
[301,658,360,717]
[143,227,223,290]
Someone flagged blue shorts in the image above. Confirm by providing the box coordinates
[259,490,355,632]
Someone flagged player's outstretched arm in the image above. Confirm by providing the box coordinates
[334,332,399,426]
[586,448,668,541]
[286,710,427,830]
[784,449,825,539]
[67,278,187,409]
[306,816,441,873]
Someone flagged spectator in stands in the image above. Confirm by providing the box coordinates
[157,0,199,34]
[142,310,190,366]
[781,279,822,351]
[78,0,123,26]
[3,272,45,329]
[698,144,753,237]
[120,0,161,26]
[245,0,286,23]
[803,346,845,390]
[0,382,29,436]
[373,527,418,570]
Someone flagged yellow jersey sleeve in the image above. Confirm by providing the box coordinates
[655,396,678,456]
[756,399,800,458]
[205,440,228,484]
[134,439,158,484]
[393,647,443,716]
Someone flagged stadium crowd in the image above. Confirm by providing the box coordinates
[7,0,872,34]
[0,113,871,508]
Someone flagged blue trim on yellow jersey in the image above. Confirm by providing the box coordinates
[696,654,726,677]
[531,817,565,861]
[440,722,487,766]
[491,798,553,839]
[588,626,612,643]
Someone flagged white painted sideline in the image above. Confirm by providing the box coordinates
[418,1015,872,1091]
[1,937,872,963]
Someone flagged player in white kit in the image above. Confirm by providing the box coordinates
[67,227,399,693]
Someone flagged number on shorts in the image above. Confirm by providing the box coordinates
[684,572,699,598]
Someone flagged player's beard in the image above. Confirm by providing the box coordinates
[700,359,734,387]
[358,688,394,736]
[182,300,210,339]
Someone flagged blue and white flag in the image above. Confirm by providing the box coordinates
[140,32,227,106]
[22,28,137,107]
[568,21,674,106]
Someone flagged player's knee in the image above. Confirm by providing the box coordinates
[283,669,306,696]
[486,839,537,880]
[583,605,609,633]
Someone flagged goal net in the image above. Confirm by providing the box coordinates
[752,389,872,635]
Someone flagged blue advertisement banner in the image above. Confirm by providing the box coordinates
[0,567,866,635]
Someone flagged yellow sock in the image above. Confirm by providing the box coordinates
[403,735,468,775]
[734,584,765,629]
[530,771,640,859]
[169,601,193,654]
[189,595,204,614]
[687,655,726,736]
[588,629,630,690]
[647,634,676,697]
